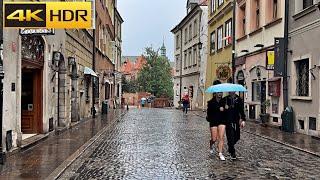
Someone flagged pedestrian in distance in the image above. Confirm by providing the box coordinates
[182,94,190,114]
[206,80,226,161]
[222,92,246,160]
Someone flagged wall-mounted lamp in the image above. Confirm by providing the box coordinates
[68,57,76,66]
[254,44,264,48]
[198,42,203,50]
[53,51,61,66]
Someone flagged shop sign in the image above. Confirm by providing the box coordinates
[216,65,231,81]
[20,28,55,35]
[266,50,275,70]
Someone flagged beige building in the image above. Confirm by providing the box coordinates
[234,0,285,125]
[171,0,208,110]
[114,7,124,106]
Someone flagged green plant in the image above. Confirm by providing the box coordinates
[261,99,271,114]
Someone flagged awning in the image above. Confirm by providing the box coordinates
[84,67,97,77]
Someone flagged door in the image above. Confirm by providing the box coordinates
[260,81,267,114]
[21,70,42,134]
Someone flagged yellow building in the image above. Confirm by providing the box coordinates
[205,0,233,103]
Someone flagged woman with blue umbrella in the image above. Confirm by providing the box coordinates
[206,81,247,160]
[206,80,227,161]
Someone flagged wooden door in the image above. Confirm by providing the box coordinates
[21,70,42,134]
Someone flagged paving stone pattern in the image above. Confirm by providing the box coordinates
[59,109,320,180]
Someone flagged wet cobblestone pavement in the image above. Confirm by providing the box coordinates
[59,109,320,179]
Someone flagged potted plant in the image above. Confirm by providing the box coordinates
[260,99,271,126]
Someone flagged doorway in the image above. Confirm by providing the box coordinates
[21,70,43,134]
[20,35,44,136]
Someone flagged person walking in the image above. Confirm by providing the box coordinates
[206,80,226,161]
[223,92,246,160]
[182,94,190,114]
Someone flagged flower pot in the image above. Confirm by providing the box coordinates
[260,113,270,125]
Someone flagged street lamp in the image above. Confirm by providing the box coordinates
[68,57,76,66]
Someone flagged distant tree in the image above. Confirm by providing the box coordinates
[122,76,137,93]
[136,47,173,98]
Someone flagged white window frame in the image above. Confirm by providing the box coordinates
[210,31,216,53]
[211,0,216,14]
[291,54,312,100]
[225,19,232,46]
[217,26,223,50]
[218,0,224,7]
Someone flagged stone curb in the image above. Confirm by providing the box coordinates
[46,111,127,180]
[191,112,320,158]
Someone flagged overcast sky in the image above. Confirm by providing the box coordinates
[118,0,186,61]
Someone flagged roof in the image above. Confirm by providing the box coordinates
[121,56,140,64]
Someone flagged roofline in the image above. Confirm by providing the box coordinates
[115,8,124,23]
[170,5,202,33]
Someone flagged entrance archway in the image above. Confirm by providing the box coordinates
[21,35,44,134]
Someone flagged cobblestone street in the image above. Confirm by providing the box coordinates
[59,109,320,179]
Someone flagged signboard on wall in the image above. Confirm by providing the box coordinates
[266,50,275,70]
[216,65,231,81]
[274,38,285,77]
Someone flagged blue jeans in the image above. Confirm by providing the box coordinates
[183,103,188,114]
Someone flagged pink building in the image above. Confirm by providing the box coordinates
[234,0,285,126]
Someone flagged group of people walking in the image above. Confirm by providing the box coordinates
[206,80,246,161]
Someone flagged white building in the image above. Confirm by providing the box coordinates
[171,0,208,110]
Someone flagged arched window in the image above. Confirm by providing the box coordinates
[21,36,44,66]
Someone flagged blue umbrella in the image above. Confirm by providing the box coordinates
[206,83,247,93]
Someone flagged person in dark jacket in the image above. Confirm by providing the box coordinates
[206,80,227,161]
[222,92,246,160]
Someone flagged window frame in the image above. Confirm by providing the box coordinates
[211,0,216,14]
[295,58,310,97]
[225,19,232,46]
[210,31,216,54]
[303,0,314,10]
[217,25,223,50]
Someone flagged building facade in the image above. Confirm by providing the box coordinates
[288,0,320,136]
[205,0,234,105]
[171,0,208,110]
[234,0,285,126]
[114,8,124,107]
[95,0,116,110]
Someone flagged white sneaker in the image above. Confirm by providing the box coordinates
[219,153,226,161]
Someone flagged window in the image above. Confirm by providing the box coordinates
[255,0,260,28]
[295,59,309,96]
[93,77,99,100]
[176,55,180,71]
[252,82,261,102]
[189,50,192,67]
[194,20,198,37]
[176,35,180,49]
[210,31,216,53]
[184,52,187,68]
[193,48,197,65]
[189,24,192,41]
[309,117,317,130]
[211,0,216,14]
[185,28,188,44]
[217,26,223,50]
[240,5,246,36]
[303,0,313,9]
[218,0,224,7]
[225,19,232,46]
[273,0,278,19]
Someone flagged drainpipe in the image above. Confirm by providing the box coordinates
[283,0,289,109]
[179,28,183,103]
[232,0,236,83]
[92,28,96,118]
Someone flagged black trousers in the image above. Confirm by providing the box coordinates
[226,122,240,155]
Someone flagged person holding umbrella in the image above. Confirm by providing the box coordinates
[206,80,227,161]
[206,82,247,161]
[223,91,246,160]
